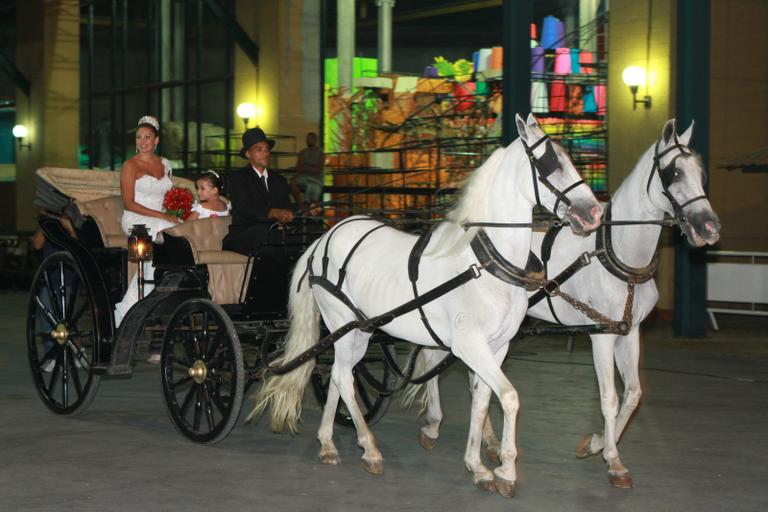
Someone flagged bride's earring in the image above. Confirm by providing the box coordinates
[135,145,138,153]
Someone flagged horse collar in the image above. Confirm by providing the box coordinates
[595,202,657,284]
[470,228,533,288]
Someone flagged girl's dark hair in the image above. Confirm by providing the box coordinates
[137,123,159,136]
[196,170,225,193]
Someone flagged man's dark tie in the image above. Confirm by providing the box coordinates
[261,174,268,192]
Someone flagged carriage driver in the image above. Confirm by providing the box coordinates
[222,128,295,255]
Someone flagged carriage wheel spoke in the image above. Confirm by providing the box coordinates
[67,341,90,371]
[39,345,58,368]
[62,349,69,407]
[65,277,80,324]
[48,352,63,396]
[193,386,203,431]
[201,312,210,360]
[42,271,63,322]
[67,346,84,397]
[172,375,193,390]
[179,384,196,417]
[58,262,67,319]
[203,385,215,431]
[35,295,59,327]
[211,388,228,416]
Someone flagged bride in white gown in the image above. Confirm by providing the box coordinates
[114,115,180,327]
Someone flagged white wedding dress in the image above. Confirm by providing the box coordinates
[114,158,176,326]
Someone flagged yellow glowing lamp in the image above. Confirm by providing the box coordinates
[237,102,258,129]
[128,224,153,262]
[622,66,651,110]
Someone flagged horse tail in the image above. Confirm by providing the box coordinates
[247,244,321,433]
[399,348,430,412]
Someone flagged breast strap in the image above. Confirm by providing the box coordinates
[595,202,657,284]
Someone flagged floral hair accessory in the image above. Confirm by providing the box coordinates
[138,115,160,131]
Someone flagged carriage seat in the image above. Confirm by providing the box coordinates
[77,195,127,248]
[162,217,250,304]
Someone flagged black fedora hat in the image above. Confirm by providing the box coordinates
[239,127,275,158]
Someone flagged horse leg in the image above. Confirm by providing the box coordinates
[418,371,443,450]
[455,340,518,498]
[468,370,502,464]
[334,330,384,475]
[482,411,502,464]
[580,334,632,488]
[317,376,342,465]
[464,376,496,491]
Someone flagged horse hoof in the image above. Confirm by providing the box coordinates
[609,472,634,489]
[319,452,340,465]
[493,475,516,498]
[486,446,501,465]
[473,477,496,492]
[361,458,384,476]
[418,431,438,451]
[575,433,600,458]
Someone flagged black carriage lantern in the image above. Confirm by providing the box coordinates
[127,224,152,299]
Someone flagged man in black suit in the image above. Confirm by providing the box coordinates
[223,128,295,255]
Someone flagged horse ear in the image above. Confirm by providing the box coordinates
[526,113,539,126]
[515,113,529,143]
[679,120,695,146]
[661,119,676,145]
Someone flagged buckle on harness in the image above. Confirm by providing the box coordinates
[543,279,560,297]
[470,263,482,279]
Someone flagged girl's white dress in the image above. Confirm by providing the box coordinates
[191,200,231,219]
[114,158,176,326]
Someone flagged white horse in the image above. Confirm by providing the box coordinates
[410,119,721,488]
[250,113,603,498]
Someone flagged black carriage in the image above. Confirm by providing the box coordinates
[28,167,395,443]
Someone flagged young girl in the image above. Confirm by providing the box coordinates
[188,170,230,220]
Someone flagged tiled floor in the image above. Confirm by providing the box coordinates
[2,291,766,511]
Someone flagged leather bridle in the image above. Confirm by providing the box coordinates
[521,135,587,216]
[646,135,708,227]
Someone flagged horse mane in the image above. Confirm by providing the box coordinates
[427,146,510,257]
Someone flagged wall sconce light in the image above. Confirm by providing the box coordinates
[12,124,31,150]
[236,102,257,130]
[622,66,651,110]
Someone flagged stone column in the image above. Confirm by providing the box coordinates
[15,0,80,232]
[337,0,355,93]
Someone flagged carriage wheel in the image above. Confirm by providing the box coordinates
[27,252,100,415]
[161,298,244,444]
[310,340,396,428]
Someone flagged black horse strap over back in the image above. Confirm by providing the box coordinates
[595,202,657,284]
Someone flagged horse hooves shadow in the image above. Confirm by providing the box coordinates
[609,472,634,489]
[418,431,438,451]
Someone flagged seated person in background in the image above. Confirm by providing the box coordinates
[223,128,294,256]
[289,131,324,205]
[187,170,230,220]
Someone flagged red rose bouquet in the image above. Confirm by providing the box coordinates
[163,187,194,220]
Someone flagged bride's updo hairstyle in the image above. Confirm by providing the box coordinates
[137,115,160,136]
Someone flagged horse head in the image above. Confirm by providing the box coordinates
[514,113,603,235]
[647,119,721,247]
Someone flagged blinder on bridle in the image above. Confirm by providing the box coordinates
[646,135,708,225]
[521,135,586,214]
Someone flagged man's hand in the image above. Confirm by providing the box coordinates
[268,208,294,223]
